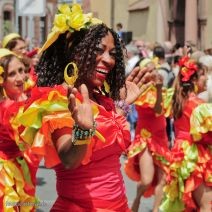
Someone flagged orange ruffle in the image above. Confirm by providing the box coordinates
[32,112,74,168]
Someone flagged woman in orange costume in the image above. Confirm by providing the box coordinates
[16,3,161,211]
[160,56,212,212]
[124,58,173,212]
[2,33,37,97]
[0,48,39,211]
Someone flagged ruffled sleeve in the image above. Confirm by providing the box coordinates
[134,85,174,117]
[190,103,212,143]
[15,85,73,167]
[134,85,157,108]
[17,86,105,168]
[18,86,73,168]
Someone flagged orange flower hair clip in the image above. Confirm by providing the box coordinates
[178,56,198,82]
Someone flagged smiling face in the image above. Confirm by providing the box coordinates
[87,32,116,90]
[3,56,26,100]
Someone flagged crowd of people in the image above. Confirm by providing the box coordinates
[0,2,211,212]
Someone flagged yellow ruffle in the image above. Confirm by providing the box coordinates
[134,85,174,117]
[134,85,156,108]
[0,158,36,212]
[190,103,212,141]
[161,87,174,117]
[161,140,201,211]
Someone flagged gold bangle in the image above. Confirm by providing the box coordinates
[73,139,91,145]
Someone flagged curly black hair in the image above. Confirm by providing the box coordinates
[36,24,126,101]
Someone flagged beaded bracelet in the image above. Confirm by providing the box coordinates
[115,100,130,116]
[72,121,96,145]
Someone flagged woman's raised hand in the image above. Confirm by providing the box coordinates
[123,64,160,104]
[68,84,94,129]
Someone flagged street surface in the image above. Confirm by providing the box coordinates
[36,157,154,212]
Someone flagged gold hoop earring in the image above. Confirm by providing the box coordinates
[103,80,110,93]
[64,62,78,85]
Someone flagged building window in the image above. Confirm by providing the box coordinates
[4,11,11,20]
[3,11,12,35]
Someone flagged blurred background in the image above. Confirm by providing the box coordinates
[0,0,212,53]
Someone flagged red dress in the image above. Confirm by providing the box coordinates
[124,86,172,197]
[160,93,212,212]
[0,99,39,212]
[18,86,132,211]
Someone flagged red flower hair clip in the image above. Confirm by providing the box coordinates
[178,56,198,82]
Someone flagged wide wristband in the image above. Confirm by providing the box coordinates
[73,139,91,145]
[72,121,96,145]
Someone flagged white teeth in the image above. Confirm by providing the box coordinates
[96,69,108,74]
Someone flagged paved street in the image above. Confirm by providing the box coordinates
[36,157,154,212]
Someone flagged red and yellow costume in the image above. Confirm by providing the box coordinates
[0,99,39,212]
[160,94,212,212]
[124,85,173,196]
[18,85,131,211]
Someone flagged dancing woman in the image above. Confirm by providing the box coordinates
[16,3,160,211]
[160,56,212,212]
[0,48,39,211]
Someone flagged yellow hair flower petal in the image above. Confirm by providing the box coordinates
[53,14,69,33]
[69,12,86,31]
[58,4,71,14]
[71,3,83,13]
[39,3,103,54]
[64,62,78,85]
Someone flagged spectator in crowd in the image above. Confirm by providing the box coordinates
[2,33,27,56]
[116,22,124,39]
[198,54,212,102]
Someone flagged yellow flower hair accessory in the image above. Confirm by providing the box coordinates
[39,3,102,54]
[2,33,21,48]
[64,62,78,85]
[0,66,4,85]
[0,48,15,58]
